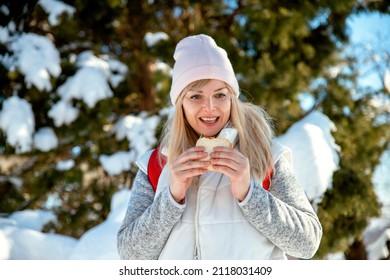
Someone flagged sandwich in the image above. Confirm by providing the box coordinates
[195,128,237,171]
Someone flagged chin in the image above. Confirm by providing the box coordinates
[202,130,221,138]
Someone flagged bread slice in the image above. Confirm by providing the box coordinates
[195,137,232,171]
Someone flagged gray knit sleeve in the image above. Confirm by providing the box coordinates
[117,170,185,259]
[239,156,323,259]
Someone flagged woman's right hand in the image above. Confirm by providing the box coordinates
[169,146,209,203]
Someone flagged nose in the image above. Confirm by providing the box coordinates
[203,97,215,112]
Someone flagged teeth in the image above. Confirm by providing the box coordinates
[201,117,217,122]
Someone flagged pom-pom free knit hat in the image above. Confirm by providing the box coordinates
[169,34,240,105]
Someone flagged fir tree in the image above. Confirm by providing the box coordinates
[0,0,389,258]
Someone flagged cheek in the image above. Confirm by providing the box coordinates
[222,102,232,120]
[182,104,197,123]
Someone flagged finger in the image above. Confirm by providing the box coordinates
[185,159,211,171]
[211,164,237,177]
[212,150,249,169]
[178,147,208,164]
[172,158,210,173]
[183,168,208,178]
[211,150,249,173]
[175,167,208,178]
[210,157,240,170]
[212,146,232,153]
[211,150,244,165]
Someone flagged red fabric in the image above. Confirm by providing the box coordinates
[262,167,273,191]
[147,148,166,192]
[147,147,272,191]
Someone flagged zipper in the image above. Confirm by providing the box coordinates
[193,174,224,260]
[194,181,202,260]
[194,245,200,260]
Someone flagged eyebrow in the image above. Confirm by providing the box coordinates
[213,87,228,92]
[192,87,228,93]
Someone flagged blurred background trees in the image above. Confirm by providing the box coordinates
[1,0,389,258]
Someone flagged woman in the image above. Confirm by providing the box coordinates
[117,34,322,260]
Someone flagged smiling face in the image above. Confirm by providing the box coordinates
[182,79,232,137]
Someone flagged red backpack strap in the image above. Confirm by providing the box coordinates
[261,167,273,191]
[147,147,167,192]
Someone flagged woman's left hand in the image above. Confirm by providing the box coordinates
[210,147,251,202]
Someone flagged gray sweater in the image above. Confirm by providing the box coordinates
[117,156,322,259]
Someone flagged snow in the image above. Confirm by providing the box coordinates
[277,111,340,203]
[68,189,130,260]
[10,33,61,91]
[0,4,9,15]
[0,0,389,261]
[0,104,348,259]
[99,112,161,176]
[144,32,169,47]
[363,214,390,260]
[2,105,388,260]
[0,26,10,43]
[125,113,161,157]
[0,29,60,90]
[56,51,127,109]
[105,57,129,88]
[0,218,78,260]
[48,99,80,127]
[38,0,75,26]
[372,149,390,206]
[58,54,113,108]
[47,51,128,127]
[0,53,389,264]
[56,159,75,171]
[8,209,57,232]
[0,189,131,260]
[0,209,78,260]
[0,95,35,153]
[99,151,135,176]
[113,113,161,154]
[34,127,58,152]
[58,66,113,108]
[384,69,390,94]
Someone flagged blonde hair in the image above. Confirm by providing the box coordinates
[159,79,274,181]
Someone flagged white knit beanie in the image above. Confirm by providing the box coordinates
[169,34,240,105]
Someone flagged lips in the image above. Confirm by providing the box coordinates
[200,117,219,123]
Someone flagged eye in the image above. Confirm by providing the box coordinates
[190,94,202,100]
[215,93,227,99]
